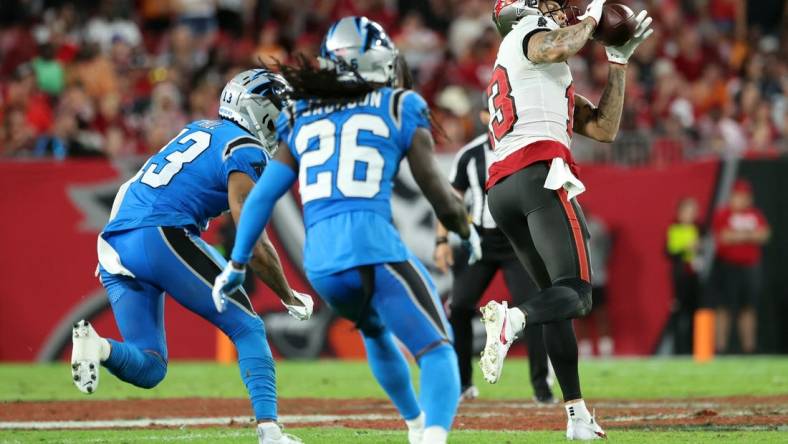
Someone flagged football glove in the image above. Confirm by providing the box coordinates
[578,0,606,26]
[282,291,314,321]
[605,10,654,64]
[212,262,246,313]
[462,225,483,265]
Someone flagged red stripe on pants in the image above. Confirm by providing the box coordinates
[556,189,590,282]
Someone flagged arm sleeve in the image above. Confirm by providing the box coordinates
[399,91,431,150]
[230,159,297,264]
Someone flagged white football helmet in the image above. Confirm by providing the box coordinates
[319,16,399,85]
[218,68,291,155]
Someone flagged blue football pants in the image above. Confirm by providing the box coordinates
[98,226,277,421]
[308,255,460,431]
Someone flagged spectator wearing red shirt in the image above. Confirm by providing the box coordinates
[711,180,770,354]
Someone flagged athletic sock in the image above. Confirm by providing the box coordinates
[103,339,167,389]
[99,338,111,361]
[362,331,421,420]
[233,325,277,422]
[565,399,592,421]
[418,343,460,431]
[508,306,526,333]
[422,426,449,444]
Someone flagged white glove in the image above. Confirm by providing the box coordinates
[212,262,247,313]
[578,0,606,26]
[462,225,483,265]
[605,10,654,64]
[282,290,314,321]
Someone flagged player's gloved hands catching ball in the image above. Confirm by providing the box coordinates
[282,290,314,321]
[605,10,653,65]
[462,225,483,265]
[578,0,607,26]
[212,261,246,313]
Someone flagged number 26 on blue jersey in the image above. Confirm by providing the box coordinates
[295,114,388,203]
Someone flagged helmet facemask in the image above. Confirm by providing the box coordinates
[218,69,292,156]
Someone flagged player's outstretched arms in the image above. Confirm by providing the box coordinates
[574,11,653,143]
[526,17,597,63]
[572,65,625,143]
[407,128,469,239]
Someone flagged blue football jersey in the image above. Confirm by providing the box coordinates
[103,119,269,234]
[277,87,431,276]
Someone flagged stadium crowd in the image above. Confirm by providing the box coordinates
[0,0,786,162]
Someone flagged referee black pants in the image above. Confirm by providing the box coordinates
[487,162,594,401]
[449,253,552,398]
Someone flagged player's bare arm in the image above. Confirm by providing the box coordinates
[526,18,596,64]
[227,171,300,307]
[574,9,653,142]
[407,128,470,239]
[573,64,626,143]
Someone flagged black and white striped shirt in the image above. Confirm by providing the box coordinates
[449,134,496,229]
[448,134,515,259]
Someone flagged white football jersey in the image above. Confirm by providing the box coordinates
[487,14,575,161]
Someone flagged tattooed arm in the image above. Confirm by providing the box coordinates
[525,18,596,64]
[227,171,297,305]
[573,64,626,143]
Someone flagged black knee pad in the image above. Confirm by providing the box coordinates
[555,278,593,317]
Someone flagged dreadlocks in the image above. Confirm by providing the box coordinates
[276,54,377,107]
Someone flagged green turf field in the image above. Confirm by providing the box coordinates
[2,357,786,401]
[1,357,786,443]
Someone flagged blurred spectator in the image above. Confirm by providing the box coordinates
[0,0,784,160]
[665,197,702,354]
[710,180,770,354]
[31,43,65,96]
[575,212,614,358]
[143,82,187,154]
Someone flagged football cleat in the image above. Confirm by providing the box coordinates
[406,411,425,444]
[257,422,303,444]
[566,411,607,440]
[70,320,102,395]
[479,301,521,384]
[460,385,480,402]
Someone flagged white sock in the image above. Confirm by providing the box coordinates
[508,307,526,333]
[257,422,282,438]
[99,338,111,362]
[422,426,448,444]
[405,411,424,431]
[565,399,591,421]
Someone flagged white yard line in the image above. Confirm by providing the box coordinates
[0,413,398,430]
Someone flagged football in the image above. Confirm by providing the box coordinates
[593,3,638,47]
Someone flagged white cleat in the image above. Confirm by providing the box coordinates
[406,411,425,444]
[70,320,102,395]
[566,413,607,440]
[257,422,303,444]
[479,301,521,384]
[460,385,480,402]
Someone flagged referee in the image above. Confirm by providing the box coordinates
[435,121,555,403]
